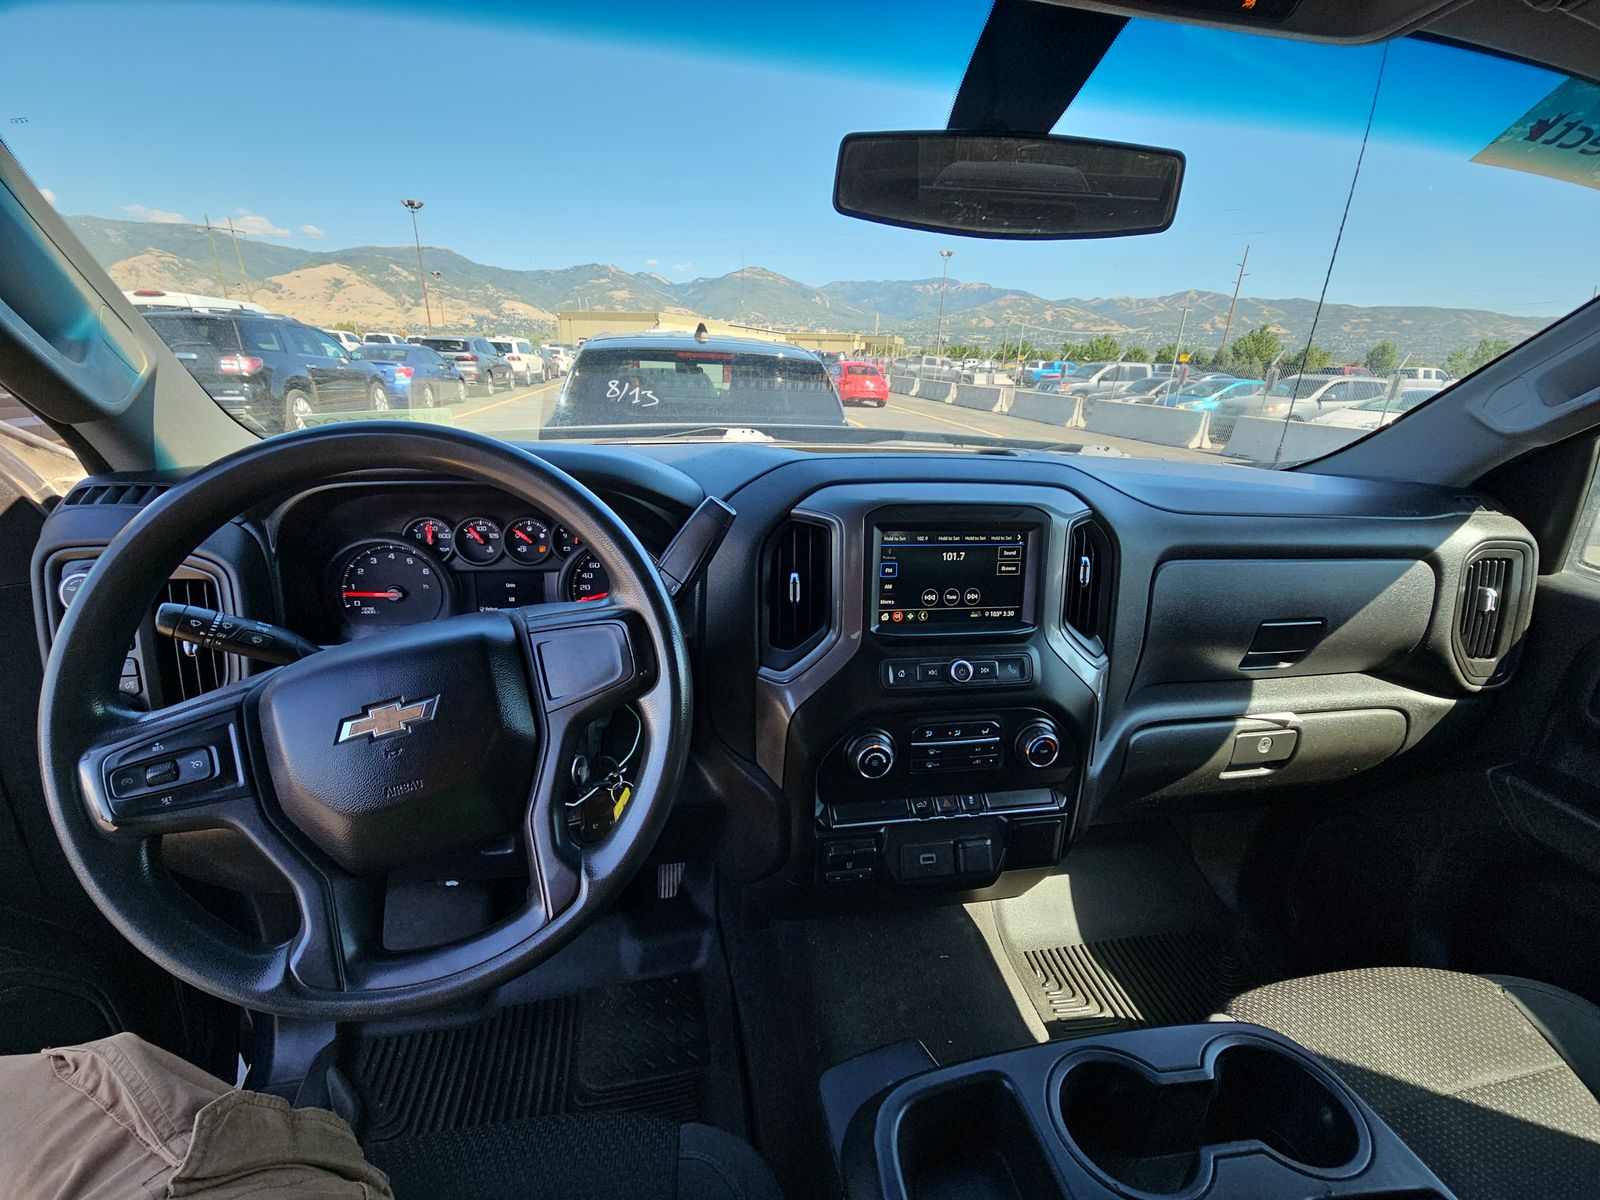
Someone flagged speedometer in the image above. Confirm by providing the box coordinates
[566,553,611,603]
[339,542,448,628]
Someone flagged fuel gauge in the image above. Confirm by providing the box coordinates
[507,517,553,564]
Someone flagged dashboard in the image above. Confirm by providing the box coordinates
[31,441,1539,913]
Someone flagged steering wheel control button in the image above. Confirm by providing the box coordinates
[948,658,974,684]
[144,760,180,787]
[1229,728,1298,767]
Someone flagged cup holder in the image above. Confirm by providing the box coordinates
[897,1075,1067,1200]
[1058,1041,1362,1195]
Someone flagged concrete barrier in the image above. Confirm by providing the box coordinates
[890,374,917,396]
[918,379,955,403]
[1083,398,1211,448]
[1221,415,1366,464]
[953,384,1007,413]
[1006,389,1083,429]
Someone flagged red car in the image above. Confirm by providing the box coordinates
[830,360,889,407]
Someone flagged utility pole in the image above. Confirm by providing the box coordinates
[934,249,955,360]
[432,271,446,327]
[1218,244,1249,355]
[403,198,434,331]
[224,218,254,300]
[199,216,230,299]
[1173,303,1191,385]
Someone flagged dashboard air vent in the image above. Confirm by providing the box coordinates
[153,575,230,703]
[64,481,168,507]
[1063,519,1113,653]
[763,518,833,669]
[1458,555,1511,662]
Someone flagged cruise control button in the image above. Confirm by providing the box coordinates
[110,767,144,797]
[144,760,179,787]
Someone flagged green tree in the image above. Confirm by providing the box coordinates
[1226,326,1283,377]
[326,320,360,333]
[1122,345,1150,362]
[1445,337,1512,378]
[1083,334,1122,361]
[1294,343,1333,373]
[1153,343,1179,364]
[1364,340,1399,375]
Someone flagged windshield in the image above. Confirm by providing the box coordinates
[3,3,1596,465]
[1178,379,1231,398]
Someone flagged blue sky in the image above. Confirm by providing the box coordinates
[1,0,1595,317]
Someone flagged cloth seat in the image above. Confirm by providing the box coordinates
[367,1114,783,1200]
[1223,967,1600,1200]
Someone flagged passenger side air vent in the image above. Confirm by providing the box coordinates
[153,574,231,703]
[1063,519,1113,654]
[762,518,834,670]
[63,481,168,507]
[1452,545,1530,686]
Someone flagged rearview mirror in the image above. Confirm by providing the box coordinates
[834,131,1183,240]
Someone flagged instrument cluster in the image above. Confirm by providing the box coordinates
[334,510,610,634]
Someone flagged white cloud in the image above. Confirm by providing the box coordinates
[39,187,56,207]
[672,262,693,272]
[644,258,659,266]
[123,203,188,224]
[299,224,325,238]
[231,208,290,238]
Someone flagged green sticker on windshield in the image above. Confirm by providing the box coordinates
[1472,78,1600,191]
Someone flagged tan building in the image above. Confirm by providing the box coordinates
[556,310,903,357]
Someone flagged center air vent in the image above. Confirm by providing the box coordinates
[1063,518,1113,653]
[762,518,833,669]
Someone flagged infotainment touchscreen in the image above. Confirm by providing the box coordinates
[874,529,1029,630]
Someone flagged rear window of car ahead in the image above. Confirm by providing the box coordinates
[489,341,514,353]
[147,315,241,353]
[356,347,412,363]
[846,365,880,377]
[560,348,840,426]
[417,338,469,353]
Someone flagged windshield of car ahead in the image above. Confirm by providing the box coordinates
[2,3,1595,465]
[551,345,842,434]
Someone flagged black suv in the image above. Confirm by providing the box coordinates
[145,311,394,433]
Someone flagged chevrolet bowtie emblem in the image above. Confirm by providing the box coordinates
[336,696,439,743]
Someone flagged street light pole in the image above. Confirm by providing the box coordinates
[431,271,446,327]
[934,249,954,360]
[403,198,434,331]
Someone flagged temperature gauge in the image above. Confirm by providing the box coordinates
[507,517,553,564]
[454,517,503,565]
[403,516,454,561]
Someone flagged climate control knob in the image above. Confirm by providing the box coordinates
[849,731,896,780]
[1016,721,1062,769]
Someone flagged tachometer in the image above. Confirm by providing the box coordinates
[566,552,611,603]
[403,516,455,561]
[340,542,447,628]
[454,517,503,564]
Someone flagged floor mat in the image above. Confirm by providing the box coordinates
[992,823,1275,1039]
[351,974,709,1142]
[1008,929,1256,1037]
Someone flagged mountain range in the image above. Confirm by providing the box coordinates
[68,214,1548,361]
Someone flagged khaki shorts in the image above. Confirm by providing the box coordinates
[0,1033,393,1199]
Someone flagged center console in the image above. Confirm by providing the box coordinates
[821,1026,1457,1200]
[754,484,1103,903]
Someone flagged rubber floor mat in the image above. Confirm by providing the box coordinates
[351,974,708,1142]
[1008,929,1251,1039]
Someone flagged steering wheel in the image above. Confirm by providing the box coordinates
[38,424,692,1020]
